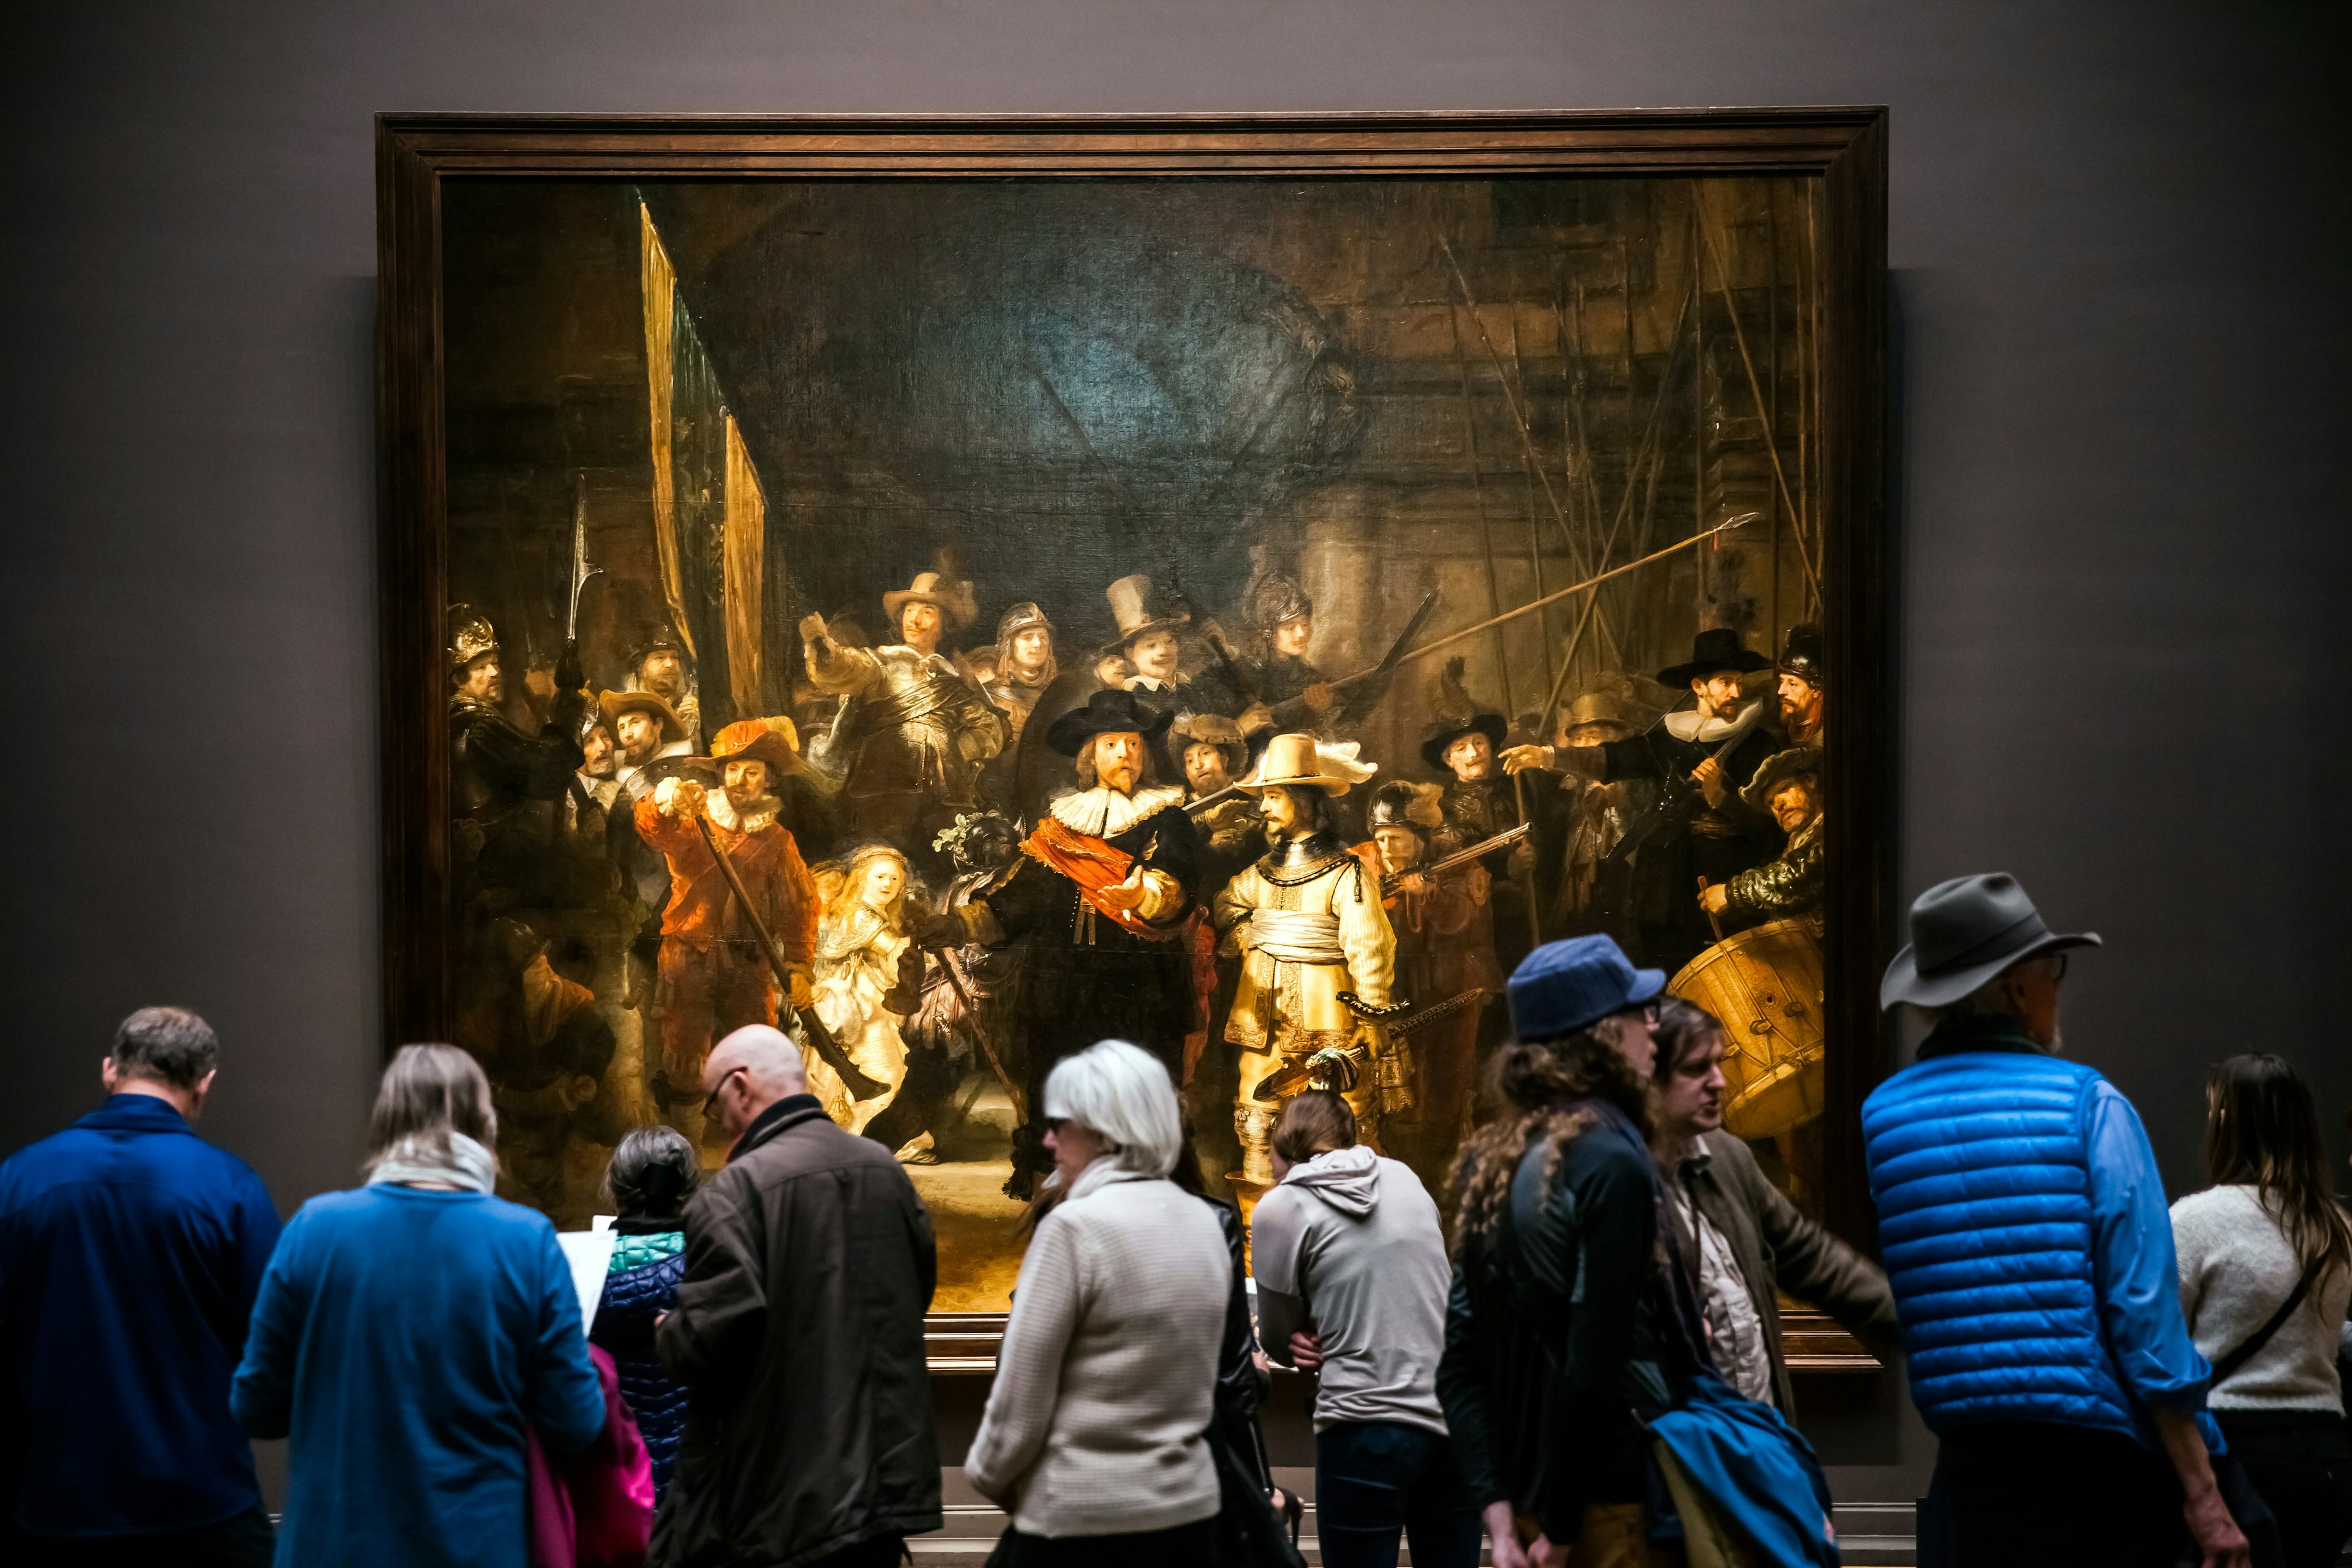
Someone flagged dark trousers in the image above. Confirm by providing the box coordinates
[1314,1420,1482,1568]
[808,1532,907,1567]
[1922,1423,2190,1568]
[993,1517,1213,1566]
[13,1506,276,1568]
[2217,1411,2352,1568]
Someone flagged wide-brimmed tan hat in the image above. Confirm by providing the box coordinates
[1235,733,1376,797]
[881,571,976,631]
[598,688,687,743]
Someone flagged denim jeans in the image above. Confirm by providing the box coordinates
[1314,1419,1482,1568]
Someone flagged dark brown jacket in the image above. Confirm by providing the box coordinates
[1664,1129,1900,1414]
[652,1096,941,1567]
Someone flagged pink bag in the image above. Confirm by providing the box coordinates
[528,1344,656,1568]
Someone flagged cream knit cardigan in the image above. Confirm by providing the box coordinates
[964,1165,1230,1537]
[2171,1183,2352,1412]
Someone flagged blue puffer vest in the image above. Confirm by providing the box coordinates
[1862,1033,2139,1440]
[590,1228,689,1499]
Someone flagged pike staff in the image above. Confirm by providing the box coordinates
[690,813,890,1101]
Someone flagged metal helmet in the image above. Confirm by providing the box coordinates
[447,603,499,673]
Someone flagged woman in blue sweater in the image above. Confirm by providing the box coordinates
[590,1125,697,1501]
[232,1044,605,1568]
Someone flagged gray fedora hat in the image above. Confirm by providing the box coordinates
[1879,872,2101,1011]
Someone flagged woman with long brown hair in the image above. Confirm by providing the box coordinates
[2171,1054,2352,1568]
[1433,936,1700,1568]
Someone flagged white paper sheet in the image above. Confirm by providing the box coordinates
[556,1229,620,1332]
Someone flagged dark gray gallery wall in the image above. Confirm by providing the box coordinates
[4,0,2346,1501]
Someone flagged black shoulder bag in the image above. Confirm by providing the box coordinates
[2209,1261,2318,1386]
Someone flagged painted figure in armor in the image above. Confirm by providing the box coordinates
[1703,746,1825,937]
[1364,780,1501,1196]
[631,720,820,1126]
[1216,733,1401,1190]
[801,571,1008,865]
[982,601,1058,750]
[1238,570,1345,741]
[809,844,918,1134]
[626,627,702,752]
[920,687,1202,1198]
[448,604,590,891]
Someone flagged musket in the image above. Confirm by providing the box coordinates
[1381,821,1530,894]
[565,472,603,643]
[1183,783,1243,818]
[1331,517,1753,692]
[690,813,890,1100]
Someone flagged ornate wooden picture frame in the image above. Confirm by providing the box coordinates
[378,110,1887,1366]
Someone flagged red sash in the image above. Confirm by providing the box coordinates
[1020,816,1184,942]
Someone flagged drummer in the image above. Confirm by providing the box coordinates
[1699,746,1824,938]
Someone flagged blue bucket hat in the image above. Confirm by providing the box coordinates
[1506,935,1666,1040]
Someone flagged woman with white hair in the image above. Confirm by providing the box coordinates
[232,1044,608,1568]
[965,1038,1234,1565]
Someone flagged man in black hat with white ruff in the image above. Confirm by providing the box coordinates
[919,688,1202,1197]
[1506,627,1783,976]
[1863,874,2251,1568]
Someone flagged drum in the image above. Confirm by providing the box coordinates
[1667,917,1825,1140]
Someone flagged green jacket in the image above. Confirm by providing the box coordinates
[1664,1129,1899,1414]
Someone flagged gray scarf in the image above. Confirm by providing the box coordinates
[367,1131,497,1194]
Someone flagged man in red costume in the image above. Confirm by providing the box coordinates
[635,720,820,1120]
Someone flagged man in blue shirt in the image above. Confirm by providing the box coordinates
[1864,875,2250,1568]
[0,1006,282,1566]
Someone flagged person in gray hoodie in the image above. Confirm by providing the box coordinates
[1252,1091,1479,1568]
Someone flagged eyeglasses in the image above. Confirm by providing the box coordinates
[2049,953,2069,983]
[700,1066,748,1117]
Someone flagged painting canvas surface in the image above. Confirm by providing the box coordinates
[438,173,1834,1310]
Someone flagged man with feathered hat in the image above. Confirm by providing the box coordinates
[633,718,821,1121]
[800,571,1006,859]
[1213,733,1401,1188]
[918,687,1203,1198]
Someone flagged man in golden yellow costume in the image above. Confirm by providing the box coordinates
[1215,733,1404,1187]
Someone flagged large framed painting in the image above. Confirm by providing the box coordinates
[379,111,1887,1344]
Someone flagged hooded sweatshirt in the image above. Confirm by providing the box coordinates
[1250,1145,1452,1433]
